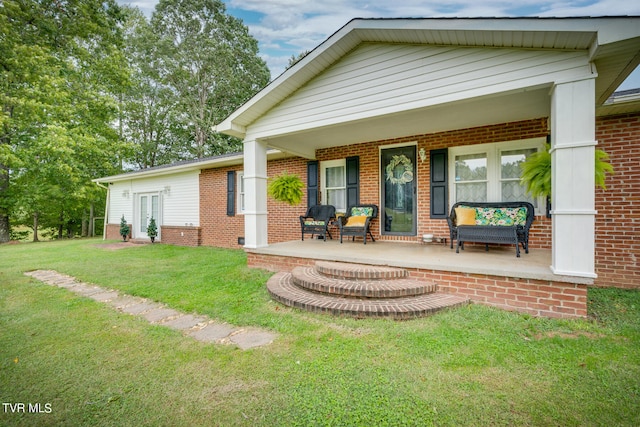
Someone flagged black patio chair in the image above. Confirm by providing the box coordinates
[300,204,336,241]
[338,204,378,244]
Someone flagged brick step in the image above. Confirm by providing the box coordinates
[267,272,469,320]
[291,266,436,298]
[315,260,407,280]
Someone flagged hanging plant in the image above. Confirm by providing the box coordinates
[520,143,614,198]
[268,172,304,206]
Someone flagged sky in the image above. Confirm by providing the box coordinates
[117,0,640,89]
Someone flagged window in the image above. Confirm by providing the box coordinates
[321,159,346,213]
[237,171,245,213]
[449,138,544,210]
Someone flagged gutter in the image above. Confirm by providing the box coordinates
[94,181,109,240]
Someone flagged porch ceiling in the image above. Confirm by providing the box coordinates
[265,86,551,157]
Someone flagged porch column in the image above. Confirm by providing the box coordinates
[549,78,597,278]
[243,138,269,248]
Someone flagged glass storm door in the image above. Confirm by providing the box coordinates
[381,146,416,235]
[137,194,159,239]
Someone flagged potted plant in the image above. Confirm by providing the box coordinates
[147,217,158,243]
[119,215,130,241]
[520,143,614,215]
[267,172,304,206]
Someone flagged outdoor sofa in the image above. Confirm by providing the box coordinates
[447,201,535,257]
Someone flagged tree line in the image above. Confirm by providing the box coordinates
[0,0,271,242]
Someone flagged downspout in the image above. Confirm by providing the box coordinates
[95,181,109,240]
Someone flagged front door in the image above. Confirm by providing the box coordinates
[137,193,159,239]
[381,145,417,235]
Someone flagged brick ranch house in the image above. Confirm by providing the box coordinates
[96,17,640,318]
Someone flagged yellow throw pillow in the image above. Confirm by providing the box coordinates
[455,207,476,226]
[345,215,367,227]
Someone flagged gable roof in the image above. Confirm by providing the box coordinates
[216,17,640,139]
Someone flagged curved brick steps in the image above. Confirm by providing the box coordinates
[315,261,407,280]
[267,270,469,320]
[291,266,435,298]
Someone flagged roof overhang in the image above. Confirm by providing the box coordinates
[93,150,290,184]
[215,17,640,143]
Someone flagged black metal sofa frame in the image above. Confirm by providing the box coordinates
[300,204,336,241]
[338,204,378,244]
[447,201,535,257]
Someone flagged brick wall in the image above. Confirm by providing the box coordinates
[199,157,308,248]
[160,226,201,247]
[246,252,587,319]
[315,118,552,248]
[594,112,640,289]
[199,166,245,248]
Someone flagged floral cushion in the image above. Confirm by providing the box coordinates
[473,207,527,226]
[350,206,374,217]
[304,220,325,226]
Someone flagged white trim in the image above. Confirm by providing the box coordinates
[448,137,546,212]
[550,209,598,215]
[320,159,347,213]
[237,171,245,214]
[550,266,598,279]
[378,141,418,150]
[548,140,598,153]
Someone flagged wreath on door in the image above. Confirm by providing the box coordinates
[385,154,414,185]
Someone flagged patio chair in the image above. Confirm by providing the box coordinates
[300,204,336,241]
[338,204,378,244]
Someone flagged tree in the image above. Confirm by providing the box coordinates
[151,0,271,158]
[0,0,129,242]
[286,50,310,70]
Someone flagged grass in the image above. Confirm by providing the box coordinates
[1,239,639,426]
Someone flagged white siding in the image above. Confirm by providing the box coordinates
[108,171,200,226]
[247,44,592,138]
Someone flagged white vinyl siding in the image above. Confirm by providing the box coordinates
[247,44,591,138]
[108,170,200,226]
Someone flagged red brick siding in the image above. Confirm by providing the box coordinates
[160,226,201,247]
[316,118,552,248]
[198,157,308,248]
[594,112,640,289]
[199,166,245,248]
[105,223,130,241]
[246,252,587,319]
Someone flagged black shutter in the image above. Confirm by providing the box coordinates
[227,171,235,216]
[430,149,448,218]
[307,161,319,208]
[346,156,360,209]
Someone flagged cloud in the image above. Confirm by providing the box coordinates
[118,0,640,80]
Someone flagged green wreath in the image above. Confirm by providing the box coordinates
[385,154,414,185]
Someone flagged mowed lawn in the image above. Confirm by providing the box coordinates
[1,239,639,426]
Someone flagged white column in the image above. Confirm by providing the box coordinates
[243,139,269,248]
[550,78,597,278]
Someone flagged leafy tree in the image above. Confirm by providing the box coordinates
[0,0,129,242]
[151,0,271,158]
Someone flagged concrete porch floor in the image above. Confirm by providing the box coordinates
[248,238,593,285]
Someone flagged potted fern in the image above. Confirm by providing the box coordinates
[520,143,614,216]
[268,172,304,206]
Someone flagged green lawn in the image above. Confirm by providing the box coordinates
[1,239,639,426]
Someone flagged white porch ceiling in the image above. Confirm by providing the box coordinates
[264,87,551,157]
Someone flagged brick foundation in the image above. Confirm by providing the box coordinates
[160,226,201,247]
[247,252,587,319]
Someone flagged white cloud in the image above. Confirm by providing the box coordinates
[117,0,640,82]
